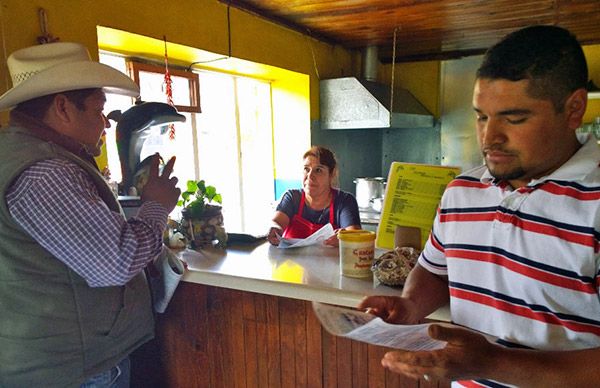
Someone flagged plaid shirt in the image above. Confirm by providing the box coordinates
[6,158,168,287]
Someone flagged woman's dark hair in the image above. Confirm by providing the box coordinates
[476,25,588,112]
[303,145,337,172]
[13,88,101,120]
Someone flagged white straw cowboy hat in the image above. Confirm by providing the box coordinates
[0,42,139,111]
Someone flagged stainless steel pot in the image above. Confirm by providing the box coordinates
[354,177,386,210]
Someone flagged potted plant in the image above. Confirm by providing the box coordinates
[178,180,227,248]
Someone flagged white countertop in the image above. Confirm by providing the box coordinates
[178,241,450,321]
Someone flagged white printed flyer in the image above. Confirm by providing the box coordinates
[277,223,335,249]
[312,301,447,351]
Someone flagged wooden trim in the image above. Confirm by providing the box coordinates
[127,61,201,113]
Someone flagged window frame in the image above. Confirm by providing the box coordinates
[127,61,201,113]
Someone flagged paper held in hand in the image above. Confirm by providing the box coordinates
[312,301,447,351]
[277,223,334,249]
[148,245,185,313]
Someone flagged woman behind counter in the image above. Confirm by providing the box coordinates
[268,146,361,247]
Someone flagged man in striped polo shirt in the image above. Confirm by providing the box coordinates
[360,25,600,387]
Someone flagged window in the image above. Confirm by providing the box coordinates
[100,53,275,235]
[128,61,200,113]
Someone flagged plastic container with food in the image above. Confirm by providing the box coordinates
[338,229,376,278]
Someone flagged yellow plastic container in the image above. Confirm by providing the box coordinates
[338,230,376,278]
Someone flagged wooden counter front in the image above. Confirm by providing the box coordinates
[133,283,450,387]
[131,242,450,387]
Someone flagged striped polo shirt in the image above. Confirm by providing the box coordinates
[419,134,600,387]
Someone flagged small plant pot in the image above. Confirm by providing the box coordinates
[181,206,227,248]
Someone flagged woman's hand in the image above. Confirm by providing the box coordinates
[324,228,341,247]
[323,228,346,247]
[267,225,283,245]
[324,225,360,247]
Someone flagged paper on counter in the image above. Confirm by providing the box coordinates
[277,223,335,249]
[312,301,447,351]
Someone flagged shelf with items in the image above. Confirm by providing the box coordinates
[587,82,600,141]
[577,116,600,138]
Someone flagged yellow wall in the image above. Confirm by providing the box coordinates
[0,0,359,123]
[381,45,600,122]
[583,45,600,123]
[380,45,600,122]
[0,0,360,179]
[380,61,441,117]
[2,0,596,127]
[0,0,442,126]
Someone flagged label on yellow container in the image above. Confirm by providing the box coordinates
[338,230,376,278]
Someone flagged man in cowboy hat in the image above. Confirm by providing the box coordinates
[0,42,180,387]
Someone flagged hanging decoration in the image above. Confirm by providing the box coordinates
[37,8,60,44]
[390,26,399,128]
[163,36,176,140]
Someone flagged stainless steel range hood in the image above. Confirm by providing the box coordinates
[320,46,434,130]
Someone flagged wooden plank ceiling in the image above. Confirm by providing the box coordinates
[222,0,600,63]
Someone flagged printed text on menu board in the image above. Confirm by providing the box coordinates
[376,162,461,249]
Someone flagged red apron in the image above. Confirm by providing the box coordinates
[282,190,336,239]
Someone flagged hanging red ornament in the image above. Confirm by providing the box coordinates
[163,36,176,140]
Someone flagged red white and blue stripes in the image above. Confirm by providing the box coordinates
[418,135,600,387]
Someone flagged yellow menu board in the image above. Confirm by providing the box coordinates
[376,162,461,250]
